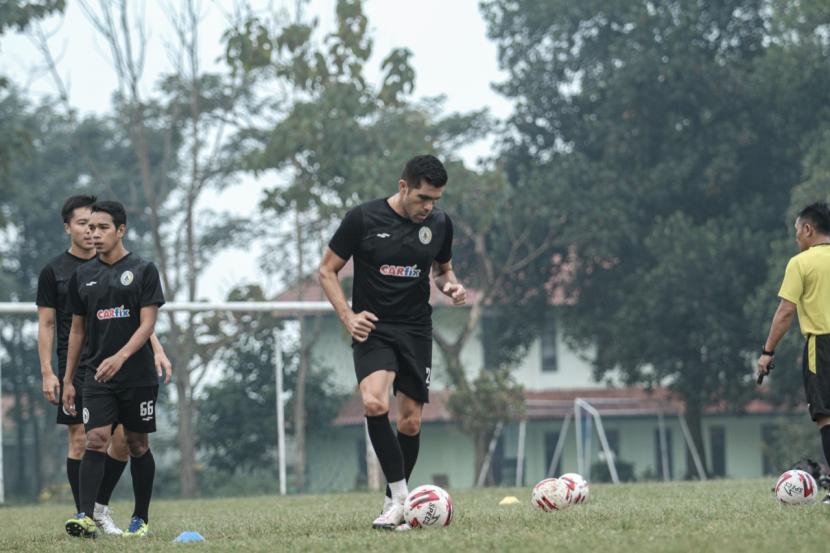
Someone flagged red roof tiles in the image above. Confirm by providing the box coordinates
[333,386,799,426]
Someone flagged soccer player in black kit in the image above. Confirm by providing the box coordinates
[37,195,171,535]
[319,155,466,530]
[62,201,165,538]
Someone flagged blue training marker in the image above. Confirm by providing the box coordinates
[173,531,205,543]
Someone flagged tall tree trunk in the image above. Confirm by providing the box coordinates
[26,382,44,496]
[433,339,468,394]
[18,323,45,497]
[8,339,27,496]
[170,319,197,497]
[474,426,499,487]
[292,210,307,492]
[294,316,308,492]
[175,365,197,496]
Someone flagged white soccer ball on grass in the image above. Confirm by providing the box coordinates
[775,469,818,505]
[531,478,571,512]
[559,472,590,505]
[403,485,454,528]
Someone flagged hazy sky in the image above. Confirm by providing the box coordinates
[1,0,513,301]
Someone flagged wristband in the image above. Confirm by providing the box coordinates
[761,349,774,357]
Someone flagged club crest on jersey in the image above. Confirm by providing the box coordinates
[418,226,432,245]
[120,270,134,286]
[97,305,131,320]
[380,264,421,278]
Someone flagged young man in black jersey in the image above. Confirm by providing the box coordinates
[319,154,466,530]
[62,201,165,538]
[36,196,172,535]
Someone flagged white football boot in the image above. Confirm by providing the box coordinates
[372,496,393,529]
[93,503,124,536]
[372,497,405,530]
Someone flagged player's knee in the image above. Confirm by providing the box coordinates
[108,431,130,461]
[362,395,389,417]
[126,433,149,457]
[68,428,86,457]
[85,429,109,452]
[397,413,421,436]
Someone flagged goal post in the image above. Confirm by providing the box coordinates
[525,396,708,484]
[0,300,333,503]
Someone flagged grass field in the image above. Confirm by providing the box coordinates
[2,479,829,552]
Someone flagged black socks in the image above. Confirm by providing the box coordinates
[66,458,81,513]
[821,426,830,471]
[386,431,420,498]
[96,454,127,505]
[365,413,405,484]
[130,449,155,524]
[78,450,106,516]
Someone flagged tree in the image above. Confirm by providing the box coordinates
[482,0,830,474]
[195,286,346,482]
[71,0,256,496]
[0,0,63,36]
[748,125,830,407]
[0,0,65,209]
[222,0,421,491]
[227,0,563,482]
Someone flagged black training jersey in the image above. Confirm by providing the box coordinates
[68,253,165,388]
[328,198,453,326]
[36,251,93,377]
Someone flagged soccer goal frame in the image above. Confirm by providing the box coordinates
[518,396,708,485]
[0,300,333,504]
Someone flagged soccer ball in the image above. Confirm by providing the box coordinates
[775,469,818,505]
[531,478,571,512]
[403,485,453,528]
[559,472,590,505]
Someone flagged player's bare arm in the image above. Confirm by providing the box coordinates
[149,333,172,384]
[95,305,159,383]
[432,260,466,305]
[63,314,86,416]
[37,306,60,404]
[756,299,797,377]
[318,247,377,342]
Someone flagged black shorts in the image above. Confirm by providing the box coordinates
[353,323,432,404]
[802,334,830,422]
[56,372,85,426]
[83,385,159,433]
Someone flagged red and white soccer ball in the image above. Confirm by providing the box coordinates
[559,472,590,505]
[775,469,818,505]
[403,485,453,528]
[531,478,572,512]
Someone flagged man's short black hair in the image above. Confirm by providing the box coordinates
[92,200,127,228]
[798,202,830,235]
[61,195,97,223]
[401,154,448,188]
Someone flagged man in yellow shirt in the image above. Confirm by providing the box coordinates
[758,201,830,501]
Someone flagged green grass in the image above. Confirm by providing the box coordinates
[1,479,828,552]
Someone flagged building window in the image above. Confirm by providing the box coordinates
[544,431,562,476]
[761,424,778,476]
[654,427,674,479]
[541,309,558,372]
[710,426,726,477]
